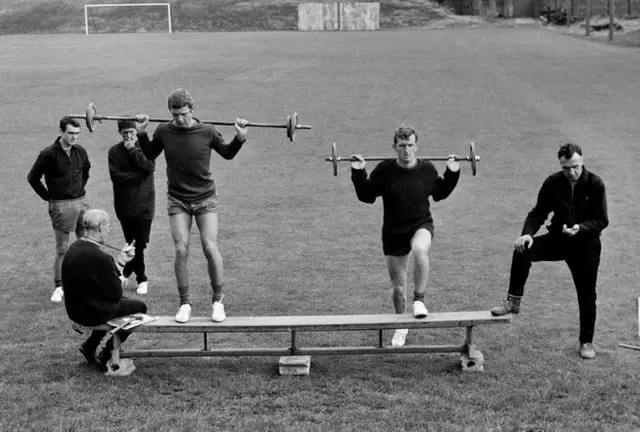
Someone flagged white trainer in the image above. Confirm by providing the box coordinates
[391,329,409,347]
[50,286,64,303]
[413,301,428,318]
[212,301,226,322]
[136,281,148,295]
[175,304,192,323]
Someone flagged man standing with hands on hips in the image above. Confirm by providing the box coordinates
[28,116,91,304]
[135,88,249,324]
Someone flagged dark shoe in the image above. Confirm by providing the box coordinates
[490,295,521,316]
[580,343,596,359]
[79,344,98,365]
[96,348,113,373]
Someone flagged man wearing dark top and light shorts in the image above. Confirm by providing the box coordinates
[108,120,156,295]
[62,209,145,369]
[351,125,460,347]
[28,117,91,304]
[136,89,248,323]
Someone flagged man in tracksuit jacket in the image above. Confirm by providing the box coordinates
[491,142,608,360]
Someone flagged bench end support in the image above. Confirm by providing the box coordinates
[460,345,484,372]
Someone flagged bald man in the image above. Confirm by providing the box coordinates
[62,209,146,369]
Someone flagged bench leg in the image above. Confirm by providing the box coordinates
[104,333,136,377]
[461,326,484,372]
[278,330,311,376]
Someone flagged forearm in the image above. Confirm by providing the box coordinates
[128,147,155,173]
[28,177,50,201]
[351,168,377,204]
[216,136,246,160]
[27,160,50,201]
[137,132,163,160]
[110,170,146,185]
[432,168,460,201]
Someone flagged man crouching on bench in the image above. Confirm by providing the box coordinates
[61,208,147,370]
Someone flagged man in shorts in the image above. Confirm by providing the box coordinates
[136,88,248,323]
[28,116,91,303]
[61,208,145,370]
[350,125,460,347]
[108,119,156,295]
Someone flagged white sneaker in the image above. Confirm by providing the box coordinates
[212,301,226,322]
[136,281,148,295]
[391,329,408,347]
[175,304,192,323]
[50,286,64,303]
[413,301,428,318]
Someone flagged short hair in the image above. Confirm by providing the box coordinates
[118,119,136,132]
[82,209,110,231]
[59,116,81,132]
[558,142,582,159]
[393,125,418,145]
[168,88,194,110]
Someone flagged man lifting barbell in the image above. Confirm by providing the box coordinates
[135,88,248,324]
[350,125,460,347]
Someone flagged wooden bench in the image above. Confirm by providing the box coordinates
[72,311,511,376]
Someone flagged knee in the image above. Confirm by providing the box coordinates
[202,240,219,259]
[55,244,68,258]
[174,242,189,260]
[411,241,431,257]
[392,287,406,297]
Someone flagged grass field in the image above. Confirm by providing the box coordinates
[1,27,640,431]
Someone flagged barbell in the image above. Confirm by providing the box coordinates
[69,102,312,142]
[325,142,480,176]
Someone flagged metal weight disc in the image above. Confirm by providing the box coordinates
[85,102,97,132]
[286,112,299,142]
[469,142,477,176]
[332,142,338,176]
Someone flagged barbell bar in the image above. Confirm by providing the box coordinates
[325,142,480,176]
[69,102,312,142]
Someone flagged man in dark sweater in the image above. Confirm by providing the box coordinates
[27,117,91,304]
[108,120,155,295]
[351,125,460,347]
[136,88,248,323]
[490,143,608,360]
[62,208,145,369]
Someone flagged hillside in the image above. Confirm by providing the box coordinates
[0,0,474,34]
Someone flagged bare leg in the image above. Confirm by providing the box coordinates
[386,254,411,313]
[194,212,223,287]
[53,229,70,287]
[169,213,192,294]
[411,229,432,301]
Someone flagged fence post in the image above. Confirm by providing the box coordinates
[609,0,614,41]
[585,0,591,35]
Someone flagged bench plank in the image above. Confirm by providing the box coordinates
[121,344,468,358]
[124,311,510,333]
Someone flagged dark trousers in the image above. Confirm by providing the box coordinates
[508,233,601,343]
[82,297,148,353]
[119,217,152,283]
